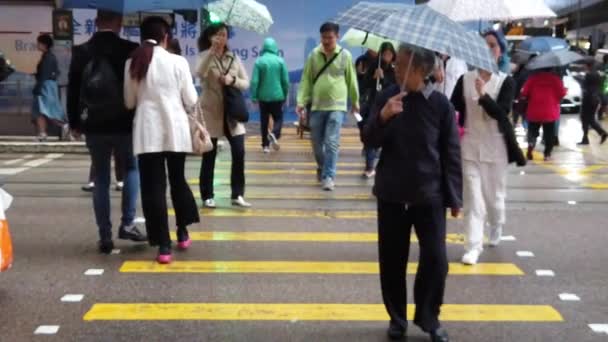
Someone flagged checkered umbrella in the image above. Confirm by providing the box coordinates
[332,2,498,72]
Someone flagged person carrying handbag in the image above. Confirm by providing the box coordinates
[124,17,200,264]
[196,23,251,209]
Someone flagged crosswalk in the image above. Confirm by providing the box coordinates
[0,153,64,176]
[80,129,567,338]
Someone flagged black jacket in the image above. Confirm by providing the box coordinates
[451,75,526,167]
[33,51,59,95]
[363,84,463,208]
[361,60,397,114]
[67,31,138,134]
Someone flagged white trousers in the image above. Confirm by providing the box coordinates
[463,159,508,253]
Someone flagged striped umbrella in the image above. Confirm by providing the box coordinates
[332,2,498,72]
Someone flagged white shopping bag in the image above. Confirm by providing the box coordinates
[0,188,13,220]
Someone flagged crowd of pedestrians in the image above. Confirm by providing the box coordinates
[59,8,608,342]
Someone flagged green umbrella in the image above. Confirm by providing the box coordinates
[340,28,399,52]
[206,0,273,34]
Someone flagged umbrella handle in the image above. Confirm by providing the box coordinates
[376,54,382,91]
[226,0,237,21]
[400,52,414,93]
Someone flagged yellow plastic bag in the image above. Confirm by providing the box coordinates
[0,188,13,272]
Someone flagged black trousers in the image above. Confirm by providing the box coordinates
[581,113,607,141]
[88,149,124,182]
[527,121,556,157]
[259,101,284,147]
[200,134,245,200]
[138,152,199,248]
[377,200,448,333]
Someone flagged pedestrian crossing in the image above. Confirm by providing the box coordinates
[80,130,566,338]
[0,153,63,176]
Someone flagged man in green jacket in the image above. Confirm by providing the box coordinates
[251,37,290,153]
[296,22,359,191]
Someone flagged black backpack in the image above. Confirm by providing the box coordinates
[79,45,125,127]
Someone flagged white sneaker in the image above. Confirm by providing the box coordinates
[263,146,271,154]
[489,227,503,247]
[268,133,280,151]
[322,178,335,191]
[232,196,252,207]
[115,181,124,191]
[203,199,217,208]
[362,170,376,179]
[462,250,481,265]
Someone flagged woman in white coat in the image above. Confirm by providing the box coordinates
[124,16,199,264]
[450,30,519,265]
[196,23,251,208]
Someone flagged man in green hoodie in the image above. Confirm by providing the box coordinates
[296,22,359,191]
[251,37,290,153]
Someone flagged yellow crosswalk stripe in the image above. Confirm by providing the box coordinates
[169,208,377,219]
[84,303,562,321]
[192,191,372,201]
[168,231,467,244]
[246,146,363,151]
[216,161,364,168]
[169,208,460,220]
[120,261,524,275]
[212,169,364,175]
[187,179,371,186]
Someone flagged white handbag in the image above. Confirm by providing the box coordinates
[188,99,214,155]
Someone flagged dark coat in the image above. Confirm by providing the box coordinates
[451,75,526,167]
[33,51,59,95]
[362,84,463,208]
[67,31,138,134]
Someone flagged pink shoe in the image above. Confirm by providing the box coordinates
[156,253,172,264]
[177,239,192,250]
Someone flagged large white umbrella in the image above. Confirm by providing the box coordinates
[427,0,557,21]
[206,0,273,34]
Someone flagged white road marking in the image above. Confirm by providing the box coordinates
[0,167,28,175]
[0,153,64,176]
[519,171,526,175]
[535,270,555,277]
[84,269,104,276]
[516,251,535,257]
[559,293,581,301]
[2,158,25,165]
[567,201,577,205]
[23,158,53,168]
[45,153,64,159]
[34,326,60,335]
[500,235,516,241]
[589,324,608,334]
[61,294,84,302]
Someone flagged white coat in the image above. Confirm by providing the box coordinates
[461,70,509,253]
[124,46,198,155]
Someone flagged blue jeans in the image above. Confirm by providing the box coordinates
[309,111,345,180]
[86,134,139,241]
[364,146,379,171]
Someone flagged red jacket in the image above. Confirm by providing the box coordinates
[521,72,567,123]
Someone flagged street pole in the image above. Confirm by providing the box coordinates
[576,0,582,47]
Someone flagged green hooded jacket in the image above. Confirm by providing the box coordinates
[250,38,290,102]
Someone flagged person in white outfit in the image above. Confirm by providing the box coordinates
[450,30,520,265]
[124,16,200,264]
[435,55,468,99]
